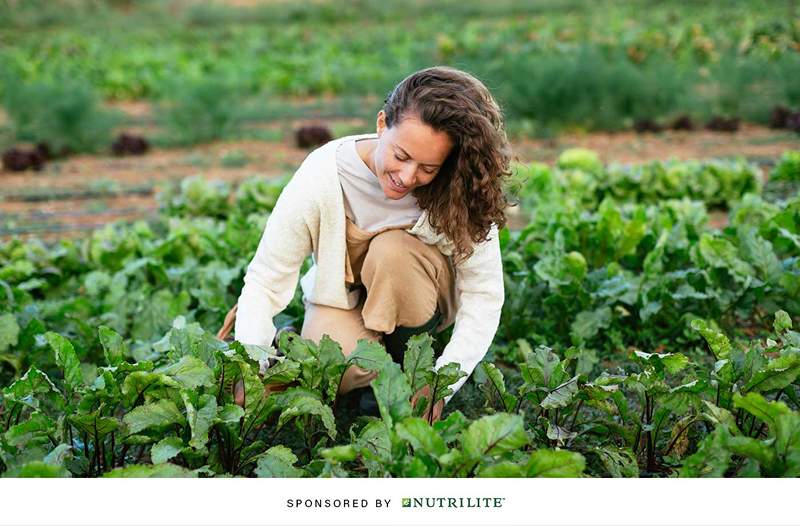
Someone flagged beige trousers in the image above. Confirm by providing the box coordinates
[301,219,456,395]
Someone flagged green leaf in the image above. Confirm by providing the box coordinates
[520,345,564,389]
[277,394,336,440]
[43,443,73,467]
[401,456,431,477]
[98,326,126,367]
[123,400,185,434]
[262,360,301,385]
[403,334,435,393]
[317,334,345,368]
[160,356,214,389]
[477,362,517,413]
[320,445,358,463]
[662,353,690,374]
[68,413,120,438]
[371,362,412,428]
[694,234,754,280]
[3,366,62,410]
[540,376,579,410]
[120,371,180,404]
[744,354,800,394]
[774,414,800,477]
[635,351,690,375]
[433,410,468,444]
[4,412,55,448]
[0,313,20,353]
[593,447,638,478]
[12,461,69,478]
[131,289,191,342]
[702,401,739,434]
[461,413,527,460]
[151,437,184,465]
[317,335,347,400]
[355,420,392,468]
[733,392,790,429]
[255,445,303,478]
[737,226,782,282]
[526,449,586,477]
[216,404,245,424]
[45,332,83,392]
[104,463,196,478]
[395,417,447,457]
[570,306,612,344]
[726,436,776,468]
[774,310,793,333]
[679,427,732,477]
[427,362,467,404]
[476,461,524,477]
[546,422,577,443]
[347,339,393,372]
[690,319,732,359]
[534,244,587,289]
[182,392,216,450]
[564,346,599,377]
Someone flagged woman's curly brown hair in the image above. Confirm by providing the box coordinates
[382,66,512,263]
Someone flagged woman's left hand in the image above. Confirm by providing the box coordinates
[411,385,444,423]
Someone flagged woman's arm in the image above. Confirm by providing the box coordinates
[435,224,505,402]
[234,173,315,352]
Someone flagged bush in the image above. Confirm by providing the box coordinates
[1,76,120,155]
[156,77,248,146]
[479,46,691,132]
[697,52,800,123]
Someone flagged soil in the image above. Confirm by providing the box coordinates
[2,114,798,241]
[511,123,798,166]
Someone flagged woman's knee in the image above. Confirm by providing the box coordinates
[362,230,436,285]
[300,302,380,356]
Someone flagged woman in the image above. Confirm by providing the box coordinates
[227,66,511,422]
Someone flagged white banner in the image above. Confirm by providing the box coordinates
[1,478,798,526]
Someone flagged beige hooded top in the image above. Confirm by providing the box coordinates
[234,133,504,400]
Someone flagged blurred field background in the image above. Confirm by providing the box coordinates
[2,1,800,480]
[0,0,798,237]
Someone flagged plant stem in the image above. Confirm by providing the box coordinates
[217,367,226,401]
[664,418,695,456]
[238,375,247,437]
[94,421,102,475]
[118,444,129,467]
[110,433,115,469]
[569,400,584,432]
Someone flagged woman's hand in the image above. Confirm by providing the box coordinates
[411,385,444,424]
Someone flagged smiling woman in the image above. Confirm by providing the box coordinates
[357,113,453,199]
[224,66,512,421]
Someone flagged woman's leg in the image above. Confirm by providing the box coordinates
[359,229,455,335]
[300,301,381,394]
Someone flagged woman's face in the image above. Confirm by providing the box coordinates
[367,110,454,200]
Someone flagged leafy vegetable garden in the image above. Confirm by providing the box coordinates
[1,149,798,478]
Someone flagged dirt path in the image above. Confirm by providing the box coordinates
[514,124,798,166]
[1,123,797,241]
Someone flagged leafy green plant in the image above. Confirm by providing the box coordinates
[770,151,800,183]
[157,177,232,219]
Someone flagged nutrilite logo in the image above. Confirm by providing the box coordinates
[402,497,505,509]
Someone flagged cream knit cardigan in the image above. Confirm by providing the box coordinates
[234,133,504,400]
